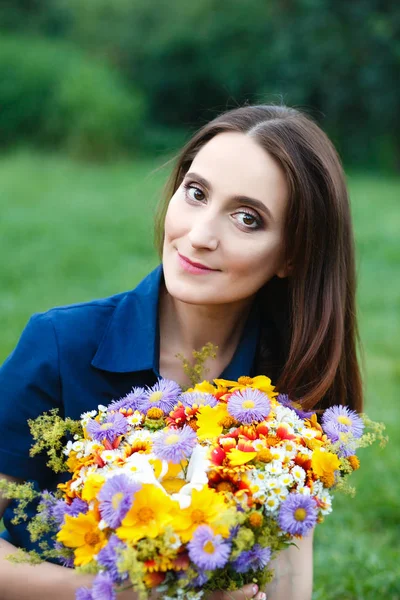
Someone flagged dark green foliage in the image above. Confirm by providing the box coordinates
[0,35,144,158]
[1,1,399,167]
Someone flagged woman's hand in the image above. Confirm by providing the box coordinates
[206,583,266,600]
[147,583,266,600]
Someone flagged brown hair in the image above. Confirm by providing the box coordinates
[154,105,363,412]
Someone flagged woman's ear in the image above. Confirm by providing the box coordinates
[276,260,293,279]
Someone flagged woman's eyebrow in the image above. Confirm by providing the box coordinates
[185,171,273,221]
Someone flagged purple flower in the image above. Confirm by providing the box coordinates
[152,425,197,464]
[57,497,88,523]
[278,493,318,536]
[277,394,314,420]
[322,406,364,442]
[188,525,231,570]
[92,573,116,600]
[97,535,128,583]
[232,544,271,573]
[76,588,93,600]
[190,570,210,587]
[69,497,89,517]
[39,490,57,519]
[227,388,271,424]
[53,497,89,527]
[178,392,217,408]
[108,387,147,412]
[54,542,74,568]
[86,412,128,444]
[136,378,182,414]
[98,474,141,528]
[52,500,68,526]
[228,524,240,542]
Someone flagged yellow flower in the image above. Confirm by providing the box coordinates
[256,448,273,463]
[188,380,218,394]
[157,461,187,494]
[56,511,106,566]
[116,484,178,543]
[173,486,232,542]
[227,448,257,467]
[214,375,278,398]
[81,473,106,503]
[196,403,229,440]
[311,448,341,488]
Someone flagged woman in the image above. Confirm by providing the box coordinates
[0,104,363,599]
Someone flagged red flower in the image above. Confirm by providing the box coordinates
[276,424,296,441]
[210,446,226,466]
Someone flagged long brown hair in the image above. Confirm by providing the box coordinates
[154,105,363,412]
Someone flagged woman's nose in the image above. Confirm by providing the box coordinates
[187,215,219,251]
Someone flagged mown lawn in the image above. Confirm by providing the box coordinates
[0,150,399,599]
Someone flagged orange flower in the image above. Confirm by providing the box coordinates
[248,511,263,528]
[147,407,164,419]
[348,455,360,471]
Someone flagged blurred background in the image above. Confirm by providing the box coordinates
[0,1,399,598]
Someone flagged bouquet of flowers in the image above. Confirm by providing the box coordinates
[0,374,386,600]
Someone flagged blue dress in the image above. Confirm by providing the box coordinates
[0,265,261,550]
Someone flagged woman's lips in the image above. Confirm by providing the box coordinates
[177,253,218,274]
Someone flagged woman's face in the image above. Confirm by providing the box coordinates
[162,131,289,307]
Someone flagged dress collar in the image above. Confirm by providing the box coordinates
[91,265,260,378]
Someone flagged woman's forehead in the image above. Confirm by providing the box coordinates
[189,132,288,219]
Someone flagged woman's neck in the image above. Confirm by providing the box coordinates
[158,284,254,383]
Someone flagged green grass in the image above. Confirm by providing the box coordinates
[1,150,399,599]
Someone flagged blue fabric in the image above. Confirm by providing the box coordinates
[0,265,260,551]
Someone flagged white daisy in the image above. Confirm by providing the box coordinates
[253,439,266,451]
[264,495,280,512]
[275,405,303,429]
[100,448,123,463]
[164,531,182,550]
[270,485,289,501]
[265,460,283,476]
[282,441,298,458]
[291,465,306,484]
[265,477,280,490]
[297,485,311,496]
[270,447,286,462]
[320,493,333,515]
[80,410,97,425]
[127,411,143,426]
[63,440,74,456]
[279,473,294,487]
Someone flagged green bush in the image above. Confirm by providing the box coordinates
[0,35,144,158]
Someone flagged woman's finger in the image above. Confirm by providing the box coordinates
[214,583,261,599]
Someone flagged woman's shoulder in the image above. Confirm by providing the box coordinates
[36,265,162,337]
[24,265,163,367]
[29,288,133,346]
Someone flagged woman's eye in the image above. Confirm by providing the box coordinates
[234,211,262,230]
[184,183,205,202]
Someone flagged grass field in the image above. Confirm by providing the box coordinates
[1,150,399,599]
